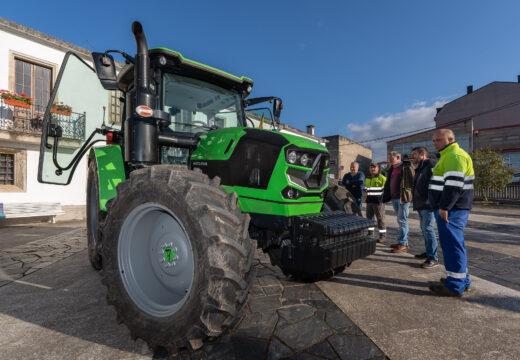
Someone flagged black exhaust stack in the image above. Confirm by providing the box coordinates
[125,21,158,166]
[132,22,154,109]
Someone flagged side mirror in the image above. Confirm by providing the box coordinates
[92,52,118,90]
[273,98,283,123]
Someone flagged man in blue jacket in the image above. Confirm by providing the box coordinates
[428,129,474,297]
[342,162,365,210]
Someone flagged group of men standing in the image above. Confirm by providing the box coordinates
[341,129,474,297]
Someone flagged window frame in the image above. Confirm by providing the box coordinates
[8,50,58,113]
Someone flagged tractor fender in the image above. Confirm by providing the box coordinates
[88,145,126,212]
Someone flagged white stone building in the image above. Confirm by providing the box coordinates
[0,17,95,220]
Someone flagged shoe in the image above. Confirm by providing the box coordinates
[390,243,409,249]
[391,244,408,253]
[429,284,462,297]
[414,252,427,259]
[421,259,439,268]
[440,278,471,292]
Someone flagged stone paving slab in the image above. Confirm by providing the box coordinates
[0,227,86,285]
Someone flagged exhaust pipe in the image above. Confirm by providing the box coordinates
[125,21,158,166]
[131,21,154,109]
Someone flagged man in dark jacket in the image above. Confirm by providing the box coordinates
[411,147,439,268]
[342,162,365,210]
[383,151,414,253]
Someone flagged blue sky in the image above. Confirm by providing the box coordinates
[3,0,520,160]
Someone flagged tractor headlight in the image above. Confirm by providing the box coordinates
[282,186,302,199]
[287,151,298,164]
[300,153,312,167]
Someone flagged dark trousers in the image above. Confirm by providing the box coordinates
[366,203,386,238]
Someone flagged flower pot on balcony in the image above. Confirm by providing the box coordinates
[50,108,71,116]
[3,98,31,109]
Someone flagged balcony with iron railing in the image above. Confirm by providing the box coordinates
[0,99,85,141]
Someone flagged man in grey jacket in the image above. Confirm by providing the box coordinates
[411,147,439,268]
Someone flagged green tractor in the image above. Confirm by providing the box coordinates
[38,22,375,353]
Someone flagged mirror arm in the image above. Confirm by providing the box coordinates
[105,50,135,64]
[244,96,278,107]
[51,128,107,175]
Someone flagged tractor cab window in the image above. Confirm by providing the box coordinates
[162,73,245,134]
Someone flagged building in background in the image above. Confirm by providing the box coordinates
[0,17,124,221]
[0,17,93,220]
[323,134,372,180]
[388,81,520,171]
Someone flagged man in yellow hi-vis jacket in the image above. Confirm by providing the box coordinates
[428,129,474,297]
[365,163,387,243]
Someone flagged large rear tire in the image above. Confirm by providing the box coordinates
[86,157,103,270]
[101,165,255,353]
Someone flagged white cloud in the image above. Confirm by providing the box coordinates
[346,99,450,162]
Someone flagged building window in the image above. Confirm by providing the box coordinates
[0,153,14,185]
[0,148,27,192]
[109,90,123,126]
[15,58,52,111]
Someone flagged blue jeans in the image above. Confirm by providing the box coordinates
[434,209,471,294]
[418,210,438,261]
[391,199,410,245]
[355,197,362,211]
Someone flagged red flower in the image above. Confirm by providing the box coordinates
[20,93,26,97]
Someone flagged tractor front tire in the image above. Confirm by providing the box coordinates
[86,157,103,270]
[323,179,362,216]
[101,165,255,354]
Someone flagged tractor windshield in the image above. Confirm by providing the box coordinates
[162,73,245,134]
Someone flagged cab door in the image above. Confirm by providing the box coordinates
[38,52,113,185]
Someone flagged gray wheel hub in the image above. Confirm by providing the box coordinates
[118,203,195,318]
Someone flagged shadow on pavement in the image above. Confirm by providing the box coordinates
[328,273,431,296]
[362,255,423,268]
[464,295,520,314]
[0,252,151,357]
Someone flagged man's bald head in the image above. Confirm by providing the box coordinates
[433,128,455,152]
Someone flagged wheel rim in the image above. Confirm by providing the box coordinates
[118,203,195,317]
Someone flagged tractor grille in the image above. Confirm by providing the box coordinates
[287,153,329,190]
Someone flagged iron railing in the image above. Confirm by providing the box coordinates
[0,100,85,141]
[475,183,520,201]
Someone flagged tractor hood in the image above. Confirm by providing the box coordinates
[191,127,329,217]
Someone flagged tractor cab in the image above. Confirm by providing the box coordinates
[38,45,282,178]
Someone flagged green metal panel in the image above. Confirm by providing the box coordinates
[89,145,126,211]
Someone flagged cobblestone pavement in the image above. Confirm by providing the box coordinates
[178,250,386,360]
[0,224,386,360]
[0,228,86,287]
